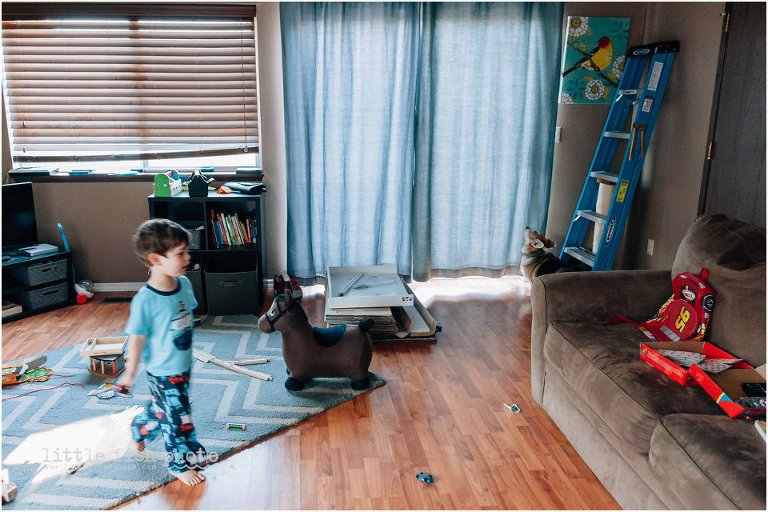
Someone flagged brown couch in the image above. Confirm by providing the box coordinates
[531,214,766,509]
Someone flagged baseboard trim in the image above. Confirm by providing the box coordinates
[93,282,144,292]
[94,279,271,294]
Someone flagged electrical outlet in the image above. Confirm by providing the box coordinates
[555,126,562,143]
[646,239,655,256]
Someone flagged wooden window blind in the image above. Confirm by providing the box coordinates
[1,13,259,163]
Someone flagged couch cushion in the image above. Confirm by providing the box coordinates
[544,321,722,454]
[672,214,766,365]
[649,413,766,509]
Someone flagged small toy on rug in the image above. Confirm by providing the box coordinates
[89,352,126,377]
[88,383,116,399]
[2,354,49,386]
[258,282,373,391]
[520,228,562,281]
[1,468,17,503]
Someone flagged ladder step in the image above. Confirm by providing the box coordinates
[563,247,595,267]
[576,209,607,223]
[604,131,631,139]
[590,171,618,184]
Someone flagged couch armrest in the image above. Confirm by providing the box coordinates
[530,270,671,404]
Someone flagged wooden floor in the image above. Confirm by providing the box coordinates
[2,276,619,510]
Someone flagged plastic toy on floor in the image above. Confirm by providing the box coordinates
[257,282,373,391]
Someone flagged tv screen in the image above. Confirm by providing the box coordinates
[2,182,38,251]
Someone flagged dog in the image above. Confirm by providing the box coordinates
[520,227,562,281]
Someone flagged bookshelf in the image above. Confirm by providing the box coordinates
[148,192,267,315]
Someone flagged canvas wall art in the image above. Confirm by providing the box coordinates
[559,16,631,104]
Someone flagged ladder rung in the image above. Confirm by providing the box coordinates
[576,209,607,224]
[590,171,618,184]
[563,247,595,267]
[604,131,631,139]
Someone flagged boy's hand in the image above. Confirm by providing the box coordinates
[116,372,134,392]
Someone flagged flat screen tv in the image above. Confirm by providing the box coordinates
[2,182,38,252]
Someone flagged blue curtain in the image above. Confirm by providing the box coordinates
[412,2,563,280]
[281,3,420,278]
[281,2,563,280]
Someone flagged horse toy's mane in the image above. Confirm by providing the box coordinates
[257,287,374,391]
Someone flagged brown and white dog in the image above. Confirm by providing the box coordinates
[520,227,562,281]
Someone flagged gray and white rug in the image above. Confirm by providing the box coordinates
[2,315,384,509]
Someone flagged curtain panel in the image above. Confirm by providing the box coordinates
[281,3,420,278]
[412,2,563,280]
[281,2,563,280]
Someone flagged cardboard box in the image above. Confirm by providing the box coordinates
[326,265,414,309]
[690,364,766,419]
[640,341,750,386]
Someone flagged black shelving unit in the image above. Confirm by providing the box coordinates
[2,249,75,323]
[148,192,267,315]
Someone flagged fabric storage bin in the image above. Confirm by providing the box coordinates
[204,253,259,315]
[9,258,67,287]
[13,282,68,310]
[186,254,207,315]
[179,222,205,250]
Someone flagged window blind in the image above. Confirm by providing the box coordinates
[1,14,259,163]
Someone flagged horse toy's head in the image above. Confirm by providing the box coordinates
[257,288,307,334]
[257,283,374,391]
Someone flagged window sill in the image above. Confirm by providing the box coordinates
[6,172,265,184]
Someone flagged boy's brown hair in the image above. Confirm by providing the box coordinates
[133,219,190,267]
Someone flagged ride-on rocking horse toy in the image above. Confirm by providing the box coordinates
[257,279,374,391]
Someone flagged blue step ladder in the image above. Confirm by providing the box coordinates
[560,41,679,271]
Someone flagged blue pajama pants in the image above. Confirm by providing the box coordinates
[130,371,207,473]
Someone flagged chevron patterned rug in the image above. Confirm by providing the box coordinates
[2,314,385,509]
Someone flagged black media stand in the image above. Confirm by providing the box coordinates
[2,248,75,323]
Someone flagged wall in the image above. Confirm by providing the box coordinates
[256,3,288,283]
[547,2,725,270]
[625,2,725,269]
[1,3,289,287]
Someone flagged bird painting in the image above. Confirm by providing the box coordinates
[559,16,630,104]
[562,36,617,87]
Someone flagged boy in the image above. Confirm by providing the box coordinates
[117,219,207,486]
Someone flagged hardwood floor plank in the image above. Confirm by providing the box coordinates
[2,279,620,509]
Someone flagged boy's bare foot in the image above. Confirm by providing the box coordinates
[170,469,206,486]
[135,440,145,452]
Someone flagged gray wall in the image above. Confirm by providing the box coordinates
[547,2,726,270]
[627,2,725,269]
[4,2,729,284]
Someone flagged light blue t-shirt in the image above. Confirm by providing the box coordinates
[125,276,198,376]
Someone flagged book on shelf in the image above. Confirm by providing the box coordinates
[209,210,257,248]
